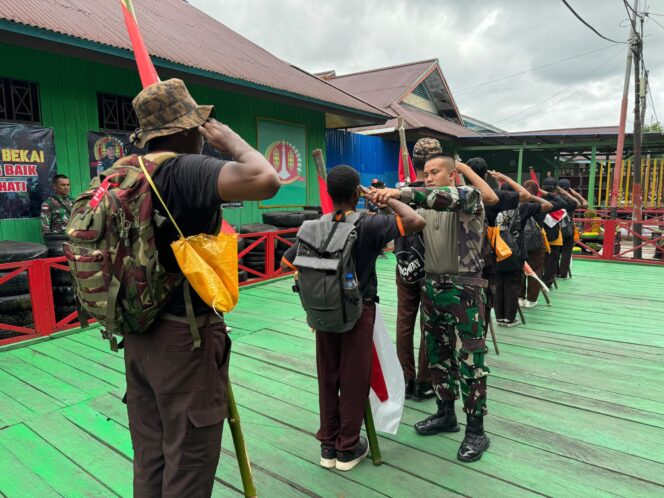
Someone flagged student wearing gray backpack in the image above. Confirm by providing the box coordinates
[281,165,425,472]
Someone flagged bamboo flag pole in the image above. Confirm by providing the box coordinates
[116,2,256,495]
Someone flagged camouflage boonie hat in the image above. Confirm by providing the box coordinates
[130,78,214,148]
[413,137,443,160]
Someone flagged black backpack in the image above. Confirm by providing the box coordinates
[496,208,522,271]
[560,215,574,240]
[394,232,425,284]
[291,211,363,333]
[524,217,544,252]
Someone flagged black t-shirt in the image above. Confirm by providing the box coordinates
[485,190,520,227]
[151,154,226,315]
[284,212,401,300]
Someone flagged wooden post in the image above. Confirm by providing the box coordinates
[397,117,410,183]
[227,383,257,498]
[364,401,383,465]
[588,146,597,209]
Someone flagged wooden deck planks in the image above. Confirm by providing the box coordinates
[0,257,663,497]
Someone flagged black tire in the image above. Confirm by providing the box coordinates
[45,239,65,257]
[55,306,77,322]
[262,211,305,228]
[237,238,246,251]
[239,223,279,235]
[0,271,30,297]
[0,294,32,313]
[53,285,76,306]
[51,269,72,286]
[0,310,34,329]
[43,233,69,241]
[303,206,323,214]
[238,270,248,283]
[303,210,322,220]
[245,257,266,267]
[0,241,48,263]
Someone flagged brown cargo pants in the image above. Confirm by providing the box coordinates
[123,315,231,498]
[395,271,430,384]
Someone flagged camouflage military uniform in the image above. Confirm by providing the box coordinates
[40,195,73,234]
[399,185,489,416]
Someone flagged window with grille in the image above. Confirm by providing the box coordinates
[0,77,41,123]
[97,93,138,132]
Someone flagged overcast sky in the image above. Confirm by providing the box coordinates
[189,0,664,132]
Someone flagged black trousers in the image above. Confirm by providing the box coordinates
[558,237,574,278]
[544,245,562,287]
[494,270,521,321]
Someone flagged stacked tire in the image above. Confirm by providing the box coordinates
[239,223,281,277]
[262,211,321,270]
[43,234,77,321]
[237,236,248,283]
[0,241,47,339]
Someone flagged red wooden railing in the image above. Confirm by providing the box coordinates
[0,229,297,347]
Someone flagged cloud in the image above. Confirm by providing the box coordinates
[189,0,664,132]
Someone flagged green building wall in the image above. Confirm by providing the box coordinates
[0,42,326,242]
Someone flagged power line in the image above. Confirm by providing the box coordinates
[455,45,615,95]
[561,0,626,43]
[645,12,664,31]
[493,47,625,126]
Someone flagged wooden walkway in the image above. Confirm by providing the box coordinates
[1,257,663,497]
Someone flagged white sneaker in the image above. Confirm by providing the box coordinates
[524,300,538,309]
[518,298,526,307]
[503,319,521,328]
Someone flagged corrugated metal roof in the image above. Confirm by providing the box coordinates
[329,60,437,109]
[504,126,620,136]
[0,0,387,119]
[353,103,481,139]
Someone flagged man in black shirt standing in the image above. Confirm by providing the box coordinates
[123,78,280,497]
[282,165,425,472]
[556,179,587,279]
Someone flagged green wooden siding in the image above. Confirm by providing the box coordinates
[0,42,325,241]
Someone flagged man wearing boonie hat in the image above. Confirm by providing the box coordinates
[394,137,441,402]
[123,78,280,497]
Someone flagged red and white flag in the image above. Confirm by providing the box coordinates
[369,305,405,434]
[544,209,567,228]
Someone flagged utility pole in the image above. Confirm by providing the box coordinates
[632,7,645,259]
[610,0,639,219]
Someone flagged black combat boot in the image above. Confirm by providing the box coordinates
[457,415,490,462]
[414,399,459,435]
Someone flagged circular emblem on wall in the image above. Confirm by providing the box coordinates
[93,136,124,162]
[264,140,303,184]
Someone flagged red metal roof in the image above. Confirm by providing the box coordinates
[353,103,481,138]
[329,60,437,109]
[0,0,387,119]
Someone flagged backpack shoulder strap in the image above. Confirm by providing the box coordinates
[138,155,185,240]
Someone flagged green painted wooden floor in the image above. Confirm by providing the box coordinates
[1,257,664,497]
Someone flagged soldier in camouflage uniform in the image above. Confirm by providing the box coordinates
[368,154,498,462]
[40,174,73,235]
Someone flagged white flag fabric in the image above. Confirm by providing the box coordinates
[368,304,405,434]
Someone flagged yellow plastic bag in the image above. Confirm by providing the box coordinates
[550,226,563,246]
[139,157,239,314]
[486,226,513,262]
[541,228,551,253]
[171,232,239,312]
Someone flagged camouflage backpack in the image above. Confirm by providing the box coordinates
[64,152,183,349]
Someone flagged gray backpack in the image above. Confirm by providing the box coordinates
[292,211,363,333]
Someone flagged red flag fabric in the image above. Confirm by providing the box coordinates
[220,219,236,235]
[119,0,160,88]
[530,168,540,186]
[317,175,334,215]
[398,148,417,183]
[370,347,389,402]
